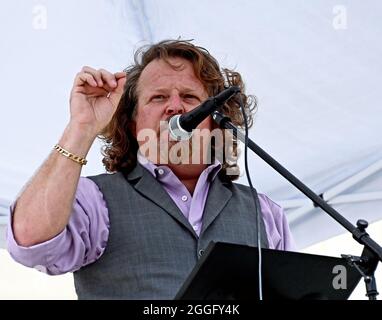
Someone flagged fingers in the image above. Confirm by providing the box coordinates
[73,66,128,99]
[81,85,109,97]
[75,72,98,87]
[114,71,127,79]
[99,68,118,89]
[81,66,103,86]
[80,66,117,90]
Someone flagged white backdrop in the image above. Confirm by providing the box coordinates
[1,1,381,252]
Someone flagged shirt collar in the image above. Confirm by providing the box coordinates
[137,152,222,181]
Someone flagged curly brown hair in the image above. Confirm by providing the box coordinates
[100,39,257,181]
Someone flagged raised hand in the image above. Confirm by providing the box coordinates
[69,66,127,136]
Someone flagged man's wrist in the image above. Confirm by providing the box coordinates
[58,122,97,159]
[66,121,99,141]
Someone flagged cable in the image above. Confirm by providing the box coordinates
[238,93,263,300]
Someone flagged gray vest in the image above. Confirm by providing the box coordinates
[73,164,268,299]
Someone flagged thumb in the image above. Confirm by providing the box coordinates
[109,76,127,107]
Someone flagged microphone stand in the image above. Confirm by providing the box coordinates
[213,111,382,300]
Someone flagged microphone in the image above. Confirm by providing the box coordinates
[168,86,241,141]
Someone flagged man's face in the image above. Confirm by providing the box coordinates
[134,57,213,165]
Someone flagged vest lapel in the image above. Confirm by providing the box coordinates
[200,176,232,236]
[126,164,197,237]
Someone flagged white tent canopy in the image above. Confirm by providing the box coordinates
[1,0,381,251]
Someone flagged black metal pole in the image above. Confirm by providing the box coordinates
[213,111,382,262]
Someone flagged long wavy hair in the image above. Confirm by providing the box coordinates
[100,39,257,181]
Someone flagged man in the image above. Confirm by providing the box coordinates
[7,40,295,299]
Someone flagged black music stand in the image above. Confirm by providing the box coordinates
[175,241,362,300]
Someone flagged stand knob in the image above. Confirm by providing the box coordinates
[357,219,369,232]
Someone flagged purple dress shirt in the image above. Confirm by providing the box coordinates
[7,156,295,275]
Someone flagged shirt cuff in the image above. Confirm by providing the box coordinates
[6,203,68,273]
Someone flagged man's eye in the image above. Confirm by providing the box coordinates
[151,95,166,102]
[184,95,199,102]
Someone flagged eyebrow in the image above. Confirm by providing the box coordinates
[149,87,201,94]
[139,86,206,105]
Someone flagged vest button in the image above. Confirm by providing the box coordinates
[198,249,204,257]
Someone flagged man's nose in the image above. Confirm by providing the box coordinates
[165,95,185,115]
